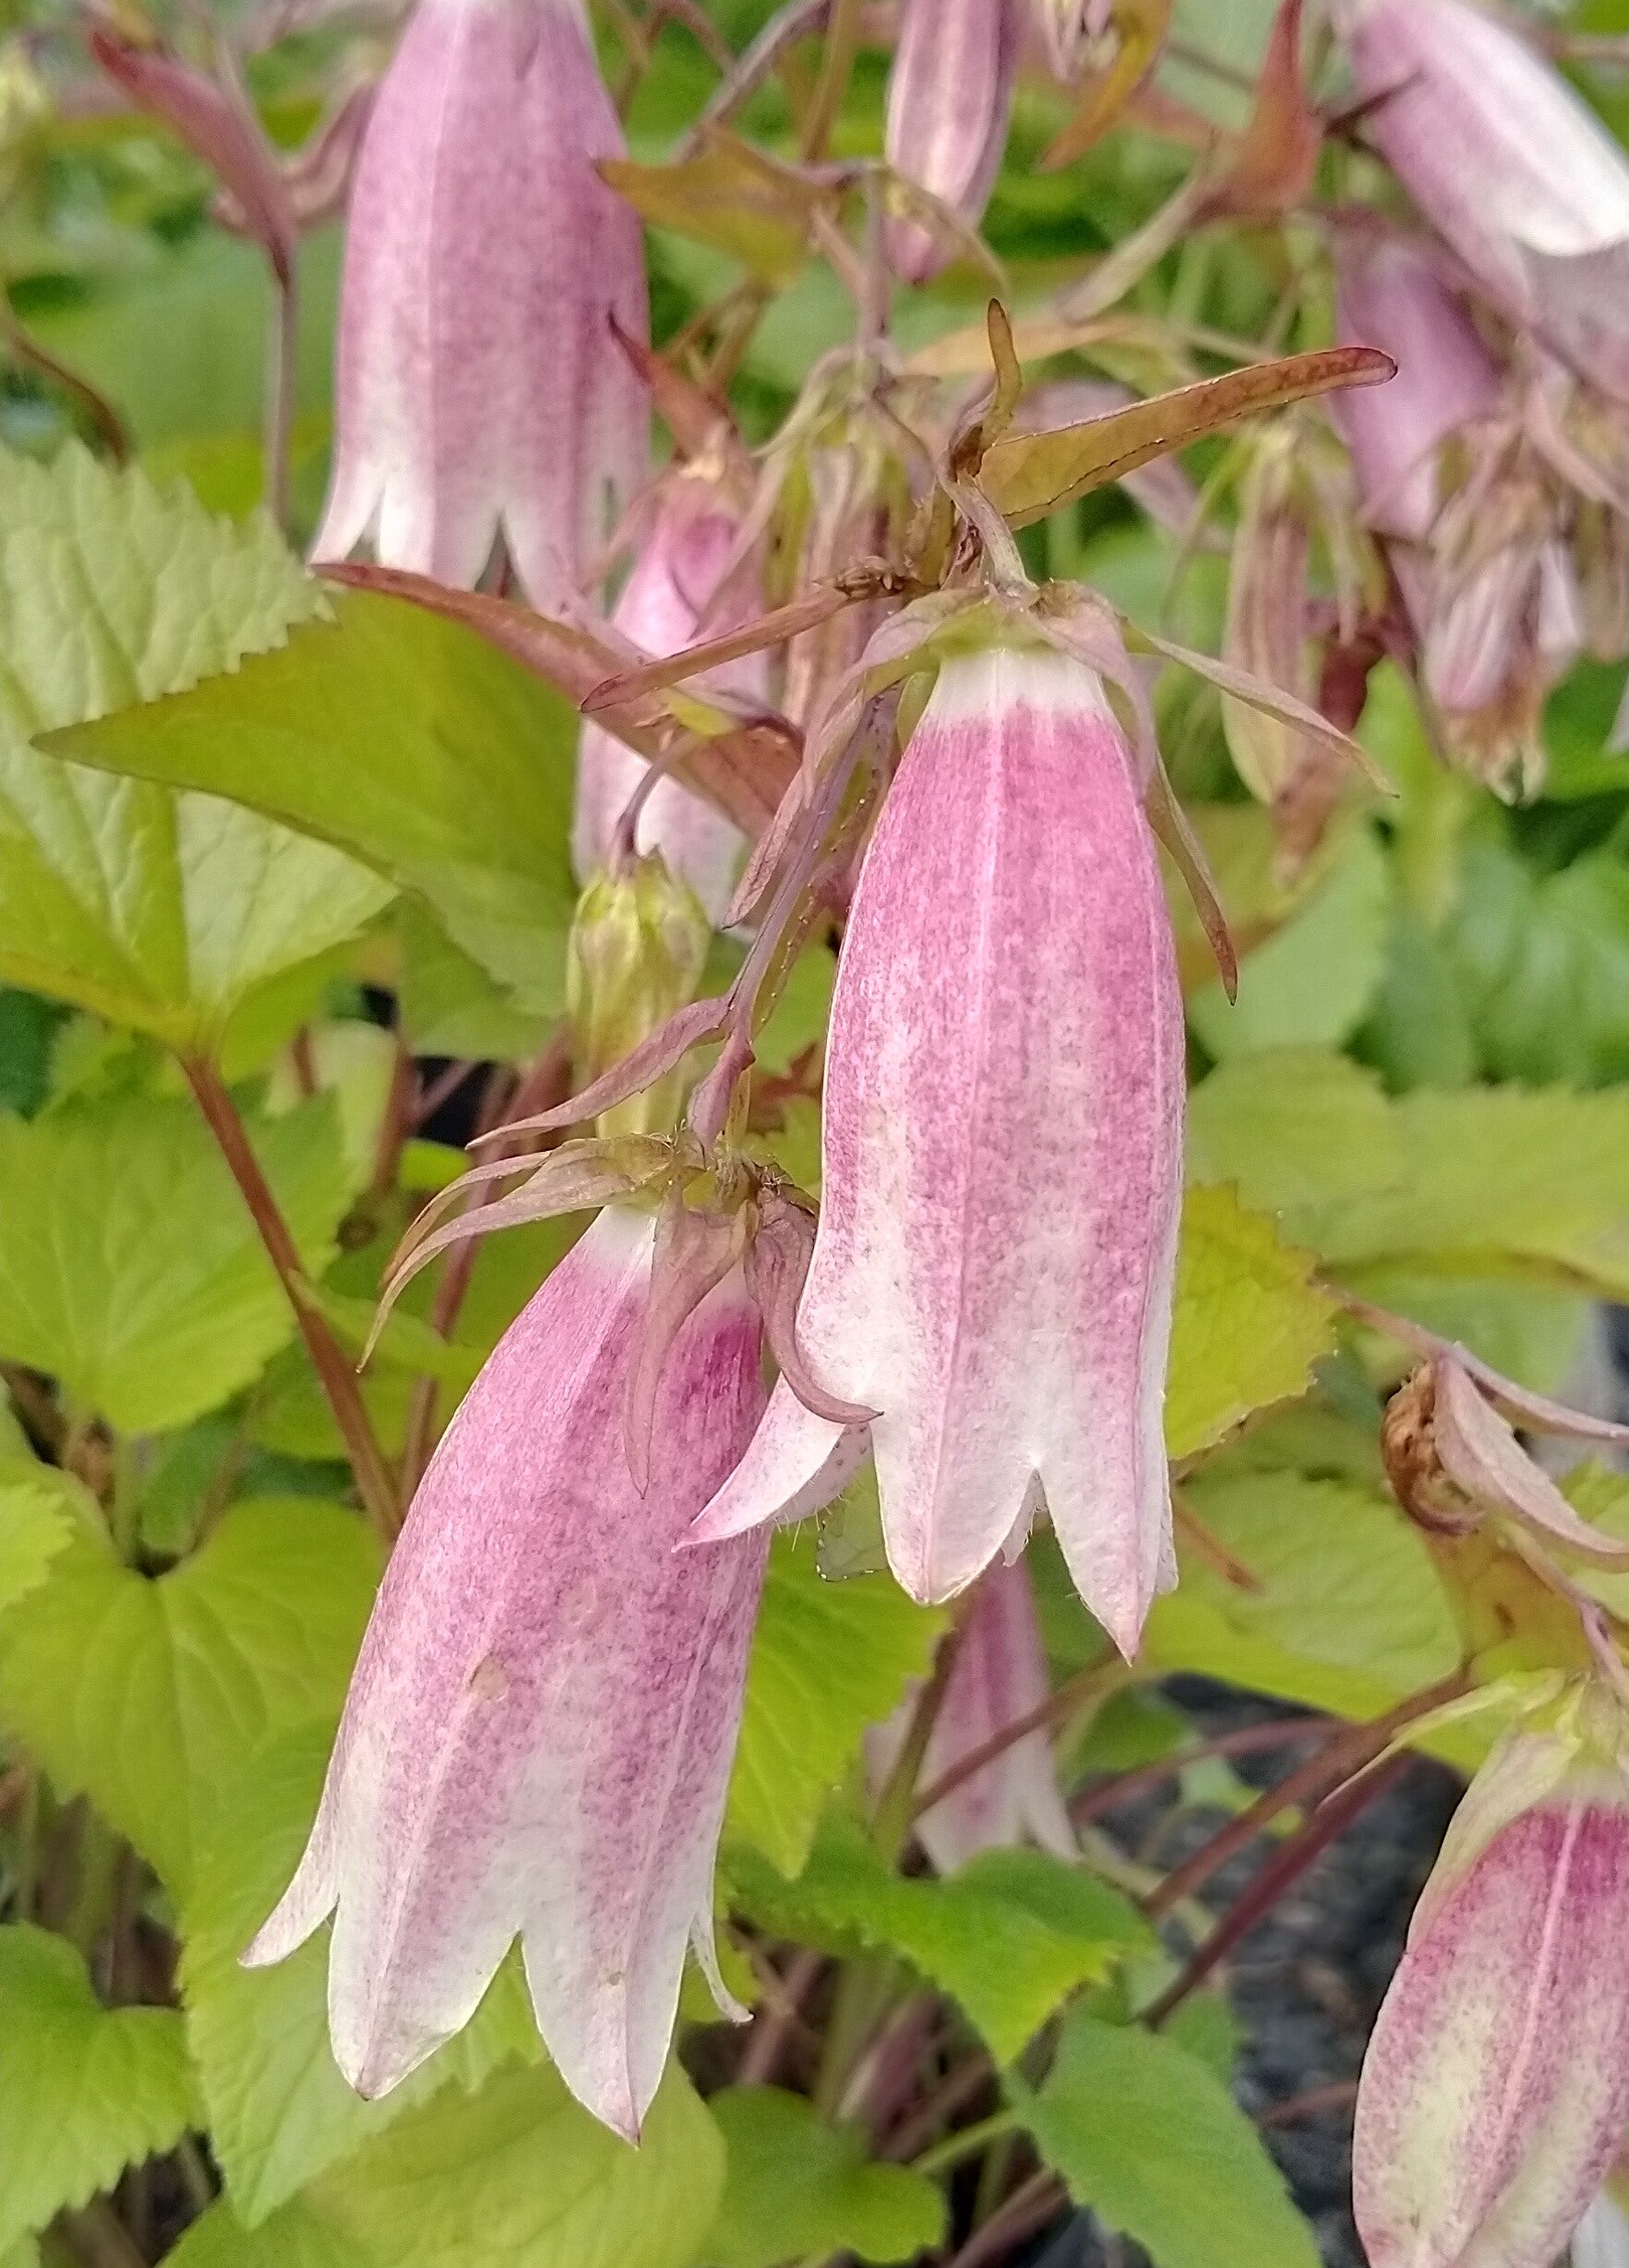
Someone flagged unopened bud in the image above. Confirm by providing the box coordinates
[567,857,712,1137]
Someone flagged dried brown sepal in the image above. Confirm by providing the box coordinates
[1196,0,1321,224]
[1041,0,1172,172]
[978,345,1396,528]
[1380,1364,1483,1536]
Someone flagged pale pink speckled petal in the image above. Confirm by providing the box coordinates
[1335,0,1629,399]
[883,0,1017,282]
[1353,1782,1629,2268]
[1331,231,1503,543]
[792,645,1182,1639]
[314,0,648,598]
[687,1376,870,1545]
[904,1556,1075,1874]
[245,1206,768,2142]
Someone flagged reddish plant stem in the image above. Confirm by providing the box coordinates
[411,1058,479,1130]
[1143,1674,1467,1920]
[369,1037,418,1200]
[870,1614,970,1862]
[1069,1715,1333,1828]
[1144,1750,1417,2028]
[883,2048,996,2163]
[1258,2078,1359,2130]
[945,2169,1063,2268]
[737,1945,825,2085]
[910,1659,1125,1823]
[182,1054,401,1542]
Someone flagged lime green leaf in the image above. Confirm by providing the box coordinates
[0,1923,200,2252]
[1166,1187,1336,1458]
[1284,1086,1629,1301]
[1187,1049,1402,1210]
[1145,1471,1458,1720]
[1443,842,1629,1087]
[0,1089,352,1434]
[703,2087,946,2268]
[0,1496,378,1894]
[0,444,391,1050]
[47,589,583,1015]
[182,1725,541,2226]
[165,2061,725,2268]
[0,1461,89,1617]
[752,946,836,1078]
[728,1821,1151,2062]
[1189,827,1389,1059]
[397,902,547,1062]
[728,1538,944,1876]
[1016,2012,1320,2268]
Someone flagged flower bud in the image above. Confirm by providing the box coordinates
[1335,0,1629,402]
[872,1556,1075,1872]
[567,856,712,1137]
[690,631,1183,1655]
[572,482,758,925]
[1354,1707,1629,2268]
[1220,423,1377,862]
[245,1206,768,2143]
[313,0,648,604]
[884,0,1018,282]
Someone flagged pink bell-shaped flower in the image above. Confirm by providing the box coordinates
[883,0,1019,282]
[313,0,649,604]
[1331,231,1503,547]
[1353,1710,1629,2268]
[244,1205,767,2143]
[872,1556,1075,1873]
[689,640,1184,1656]
[1335,0,1629,402]
[572,483,757,926]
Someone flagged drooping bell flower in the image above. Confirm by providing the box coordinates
[1353,1702,1629,2268]
[1331,231,1503,546]
[1334,0,1629,402]
[689,633,1184,1655]
[884,0,1018,282]
[1333,228,1583,792]
[572,484,757,924]
[871,1556,1074,1873]
[312,0,648,605]
[244,1205,767,2142]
